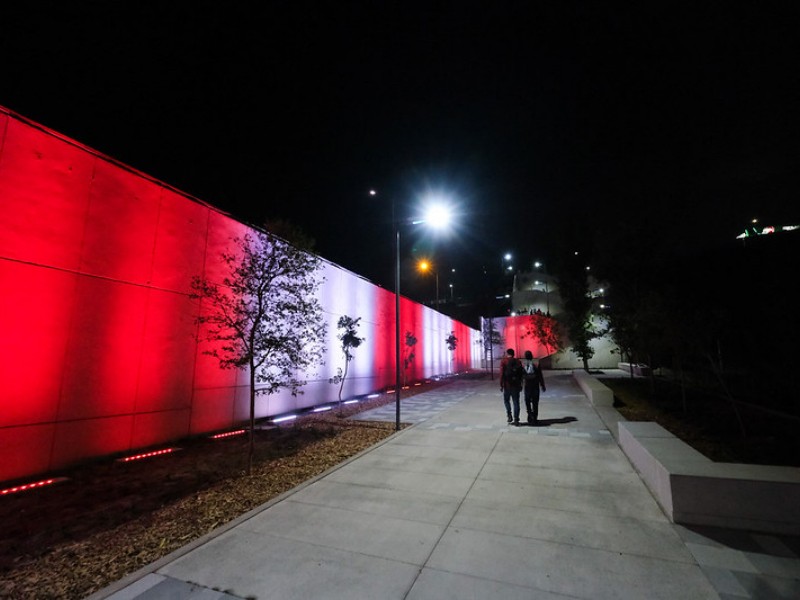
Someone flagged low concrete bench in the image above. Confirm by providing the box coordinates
[572,369,614,407]
[618,362,652,376]
[618,421,800,535]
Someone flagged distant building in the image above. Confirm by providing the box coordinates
[482,263,618,371]
[510,270,559,317]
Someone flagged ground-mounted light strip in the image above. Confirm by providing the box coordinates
[116,447,180,463]
[272,414,297,423]
[344,399,360,404]
[0,477,68,496]
[210,429,246,440]
[366,394,380,399]
[312,406,332,413]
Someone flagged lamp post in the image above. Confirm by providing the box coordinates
[500,252,514,316]
[371,190,452,431]
[534,261,550,314]
[393,198,401,431]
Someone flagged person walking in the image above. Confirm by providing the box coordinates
[500,348,524,425]
[523,350,546,425]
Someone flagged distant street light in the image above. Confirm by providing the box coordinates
[370,189,453,431]
[534,260,550,314]
[417,259,440,307]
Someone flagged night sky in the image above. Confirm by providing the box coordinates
[3,2,798,303]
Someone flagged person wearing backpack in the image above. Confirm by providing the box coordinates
[500,348,524,425]
[523,350,547,425]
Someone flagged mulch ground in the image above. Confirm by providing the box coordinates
[0,383,439,600]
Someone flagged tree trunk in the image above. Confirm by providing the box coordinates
[337,360,349,416]
[706,353,747,439]
[248,365,256,475]
[677,356,688,414]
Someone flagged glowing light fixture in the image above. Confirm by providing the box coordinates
[272,415,297,423]
[211,429,246,440]
[1,477,68,495]
[421,203,452,229]
[312,406,332,413]
[117,448,180,462]
[418,259,440,306]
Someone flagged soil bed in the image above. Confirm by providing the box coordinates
[0,381,444,600]
[601,375,800,467]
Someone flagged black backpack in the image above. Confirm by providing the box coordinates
[504,358,524,388]
[524,361,539,380]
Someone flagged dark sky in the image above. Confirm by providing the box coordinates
[3,2,799,301]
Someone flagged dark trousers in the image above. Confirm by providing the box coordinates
[503,388,521,422]
[524,384,540,423]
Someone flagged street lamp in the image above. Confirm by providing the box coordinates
[370,189,452,431]
[417,259,439,307]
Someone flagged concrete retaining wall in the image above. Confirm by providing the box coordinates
[618,421,800,534]
[572,369,614,407]
[573,372,800,535]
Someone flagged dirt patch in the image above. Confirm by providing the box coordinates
[601,376,800,467]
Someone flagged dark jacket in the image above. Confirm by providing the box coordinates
[523,359,546,391]
[500,356,523,391]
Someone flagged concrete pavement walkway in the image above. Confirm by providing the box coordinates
[89,371,800,599]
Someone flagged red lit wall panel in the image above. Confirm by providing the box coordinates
[497,315,554,359]
[130,409,192,450]
[0,119,94,271]
[50,416,135,470]
[189,387,237,434]
[0,423,57,483]
[203,211,250,284]
[373,287,397,385]
[133,290,197,413]
[57,277,148,420]
[149,188,210,293]
[79,159,161,284]
[0,261,75,425]
[190,326,239,390]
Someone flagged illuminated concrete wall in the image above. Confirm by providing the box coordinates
[483,315,619,371]
[0,107,481,483]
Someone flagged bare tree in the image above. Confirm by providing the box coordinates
[445,331,457,373]
[190,223,326,472]
[403,331,418,386]
[523,312,565,356]
[329,315,364,414]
